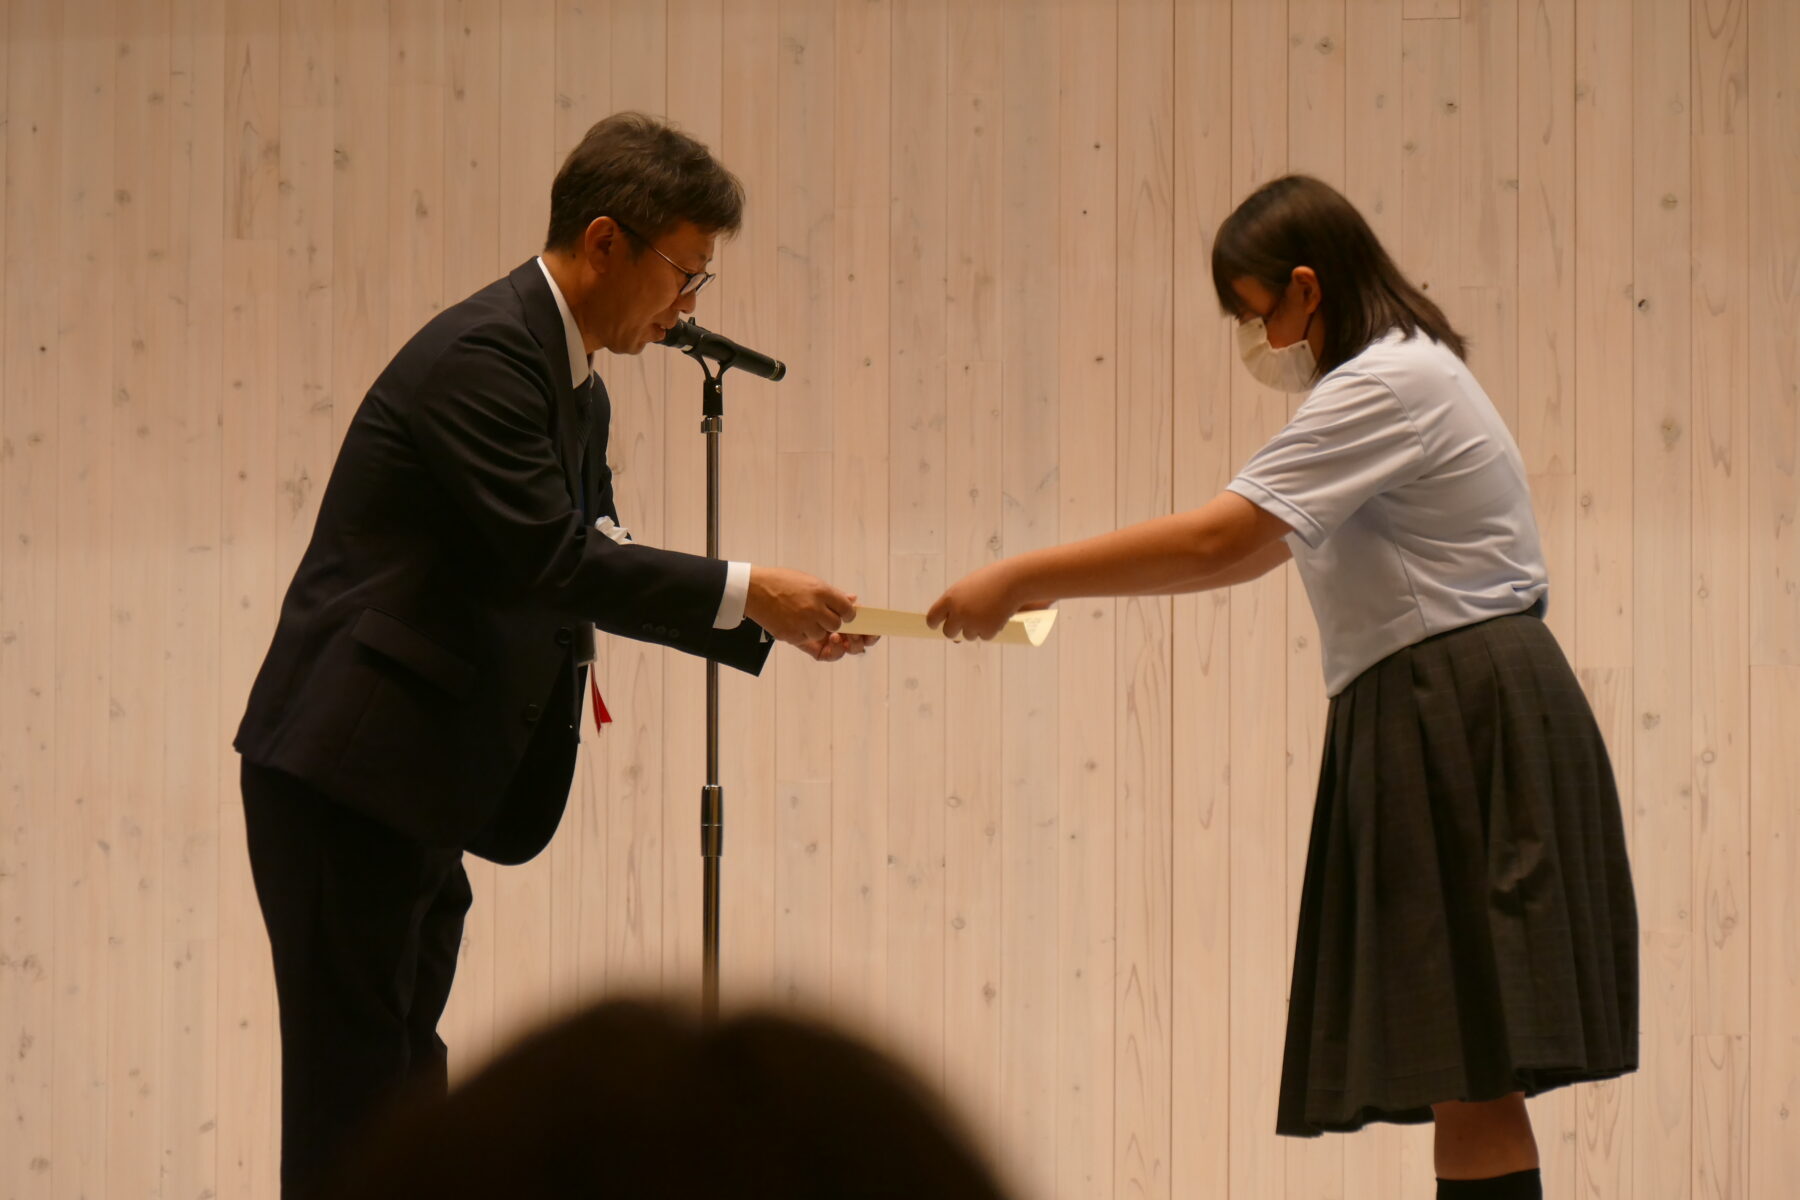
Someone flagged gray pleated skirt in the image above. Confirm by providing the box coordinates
[1276,610,1639,1137]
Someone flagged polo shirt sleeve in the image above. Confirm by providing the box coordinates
[1225,371,1428,549]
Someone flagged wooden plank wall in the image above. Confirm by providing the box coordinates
[1,1,1795,1196]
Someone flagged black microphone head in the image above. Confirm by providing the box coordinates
[658,318,785,382]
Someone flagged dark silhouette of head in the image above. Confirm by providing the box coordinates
[328,998,1015,1200]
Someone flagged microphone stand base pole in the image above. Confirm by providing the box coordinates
[700,371,725,1024]
[701,782,723,1020]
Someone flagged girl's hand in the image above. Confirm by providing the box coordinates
[926,562,1028,642]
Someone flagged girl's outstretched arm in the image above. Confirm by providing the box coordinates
[927,492,1292,640]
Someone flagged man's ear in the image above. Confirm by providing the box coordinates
[583,216,623,275]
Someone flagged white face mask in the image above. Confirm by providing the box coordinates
[1236,315,1318,394]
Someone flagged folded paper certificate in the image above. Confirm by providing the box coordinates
[840,606,1059,647]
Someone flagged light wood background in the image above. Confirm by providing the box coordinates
[2,0,1796,1197]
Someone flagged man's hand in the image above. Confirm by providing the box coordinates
[795,631,881,662]
[745,566,859,646]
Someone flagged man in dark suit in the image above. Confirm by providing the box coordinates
[234,112,872,1199]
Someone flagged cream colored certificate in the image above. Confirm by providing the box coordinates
[839,606,1058,647]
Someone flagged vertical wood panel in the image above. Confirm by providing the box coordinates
[332,0,388,447]
[885,547,947,1060]
[1171,6,1235,1196]
[1689,0,1750,1053]
[940,0,1005,1154]
[109,3,173,1187]
[716,0,781,1002]
[52,3,118,1196]
[1518,0,1576,475]
[1401,19,1460,318]
[273,0,331,651]
[998,0,1061,1189]
[1573,0,1634,671]
[772,0,834,1011]
[1744,6,1800,1183]
[1116,0,1175,1184]
[1056,2,1117,1197]
[1345,0,1405,250]
[1746,0,1800,666]
[281,0,335,603]
[1748,667,1800,1196]
[773,470,833,1007]
[161,2,226,1192]
[1,2,60,1194]
[1459,0,1518,433]
[1290,0,1347,186]
[1229,3,1289,1196]
[388,1,444,342]
[886,0,948,1077]
[1632,0,1695,1195]
[1693,1035,1749,1200]
[828,0,891,1025]
[1461,0,1519,292]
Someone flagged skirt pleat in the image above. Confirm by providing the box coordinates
[1275,612,1638,1137]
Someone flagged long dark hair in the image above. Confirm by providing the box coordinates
[1211,175,1466,376]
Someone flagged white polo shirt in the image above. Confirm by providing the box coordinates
[1227,328,1549,696]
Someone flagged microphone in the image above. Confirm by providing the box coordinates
[660,318,787,381]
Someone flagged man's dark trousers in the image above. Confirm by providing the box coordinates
[241,759,472,1200]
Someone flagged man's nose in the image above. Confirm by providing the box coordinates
[676,289,699,316]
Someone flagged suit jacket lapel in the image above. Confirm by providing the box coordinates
[506,259,585,508]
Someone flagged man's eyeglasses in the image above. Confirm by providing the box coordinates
[615,221,715,297]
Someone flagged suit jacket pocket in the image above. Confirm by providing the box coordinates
[350,607,478,700]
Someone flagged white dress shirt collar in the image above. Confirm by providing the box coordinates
[535,255,596,391]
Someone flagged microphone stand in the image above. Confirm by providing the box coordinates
[682,346,728,1024]
[667,319,783,1025]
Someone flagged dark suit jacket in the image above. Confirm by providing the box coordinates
[236,260,771,862]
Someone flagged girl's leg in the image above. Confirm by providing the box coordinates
[1432,1092,1539,1180]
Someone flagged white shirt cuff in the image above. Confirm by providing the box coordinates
[714,561,752,630]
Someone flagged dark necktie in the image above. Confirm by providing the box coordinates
[573,374,594,516]
[571,373,611,731]
[572,372,594,444]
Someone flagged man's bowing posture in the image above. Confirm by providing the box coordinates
[234,112,871,1199]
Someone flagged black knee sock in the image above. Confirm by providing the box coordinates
[1437,1168,1543,1199]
